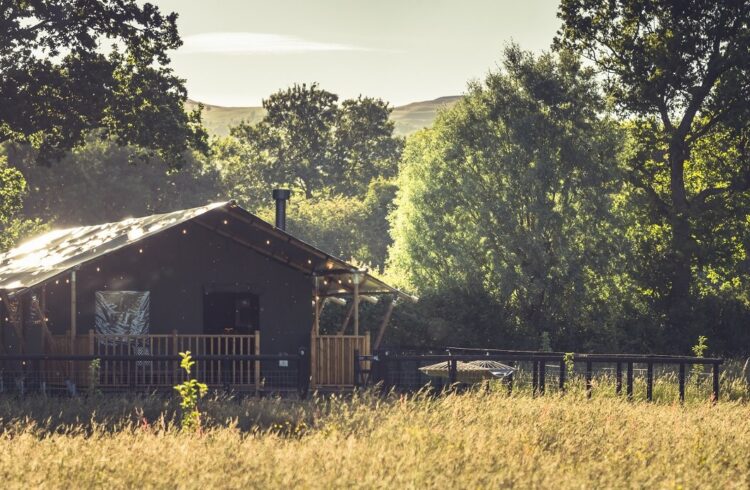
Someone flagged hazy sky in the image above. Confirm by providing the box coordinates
[152,0,561,107]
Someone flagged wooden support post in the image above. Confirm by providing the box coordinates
[559,360,566,393]
[353,273,360,336]
[89,329,95,355]
[626,362,634,399]
[616,362,623,395]
[254,330,261,395]
[646,362,653,402]
[679,362,686,403]
[712,362,720,403]
[70,270,77,354]
[585,361,593,399]
[538,361,546,395]
[337,302,354,335]
[531,361,538,395]
[310,330,317,390]
[373,296,396,350]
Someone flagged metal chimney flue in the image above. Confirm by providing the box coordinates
[272,189,291,231]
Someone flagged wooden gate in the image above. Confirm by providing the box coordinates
[311,332,370,388]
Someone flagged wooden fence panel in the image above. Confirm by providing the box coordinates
[312,333,370,387]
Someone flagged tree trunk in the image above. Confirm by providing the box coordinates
[665,139,694,339]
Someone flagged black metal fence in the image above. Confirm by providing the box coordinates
[357,348,724,402]
[0,352,309,397]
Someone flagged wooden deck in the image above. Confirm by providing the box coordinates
[44,331,260,390]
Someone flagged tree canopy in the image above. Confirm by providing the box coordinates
[556,0,750,339]
[388,47,628,350]
[0,0,207,165]
[229,83,402,198]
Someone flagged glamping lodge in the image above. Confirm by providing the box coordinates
[0,191,415,392]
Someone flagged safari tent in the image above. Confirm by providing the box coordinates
[0,192,414,392]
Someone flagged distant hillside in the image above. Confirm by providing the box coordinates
[186,96,461,137]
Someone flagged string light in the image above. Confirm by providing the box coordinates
[96,267,100,272]
[223,219,229,225]
[55,280,59,284]
[65,279,69,284]
[307,259,312,265]
[266,240,271,245]
[182,229,187,235]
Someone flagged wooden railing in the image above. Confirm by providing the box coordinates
[311,332,370,387]
[45,331,260,390]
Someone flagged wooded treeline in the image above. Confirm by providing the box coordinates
[2,0,749,355]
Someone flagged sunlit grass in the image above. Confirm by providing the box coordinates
[1,371,749,489]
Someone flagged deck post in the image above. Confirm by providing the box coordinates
[353,272,360,336]
[712,362,720,403]
[646,362,653,401]
[626,362,634,399]
[254,330,261,395]
[70,270,77,354]
[448,358,457,384]
[531,361,538,396]
[586,360,593,399]
[616,362,623,395]
[678,362,686,403]
[559,359,566,393]
[88,329,94,355]
[310,330,317,390]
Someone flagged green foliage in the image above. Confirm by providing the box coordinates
[7,137,221,227]
[563,352,575,378]
[228,83,402,198]
[173,352,208,430]
[556,0,750,347]
[0,0,207,166]
[0,155,45,252]
[388,46,628,351]
[540,332,552,352]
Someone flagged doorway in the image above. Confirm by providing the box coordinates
[203,291,259,335]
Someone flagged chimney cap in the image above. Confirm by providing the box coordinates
[273,189,291,200]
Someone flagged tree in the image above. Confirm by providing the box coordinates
[556,0,750,337]
[388,47,627,350]
[0,155,43,252]
[230,83,402,198]
[6,136,221,226]
[1,0,207,165]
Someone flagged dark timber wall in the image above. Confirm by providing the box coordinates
[41,221,313,357]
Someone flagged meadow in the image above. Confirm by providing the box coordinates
[1,371,749,489]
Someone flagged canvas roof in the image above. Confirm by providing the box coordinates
[0,201,416,302]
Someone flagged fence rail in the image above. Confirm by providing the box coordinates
[0,351,309,396]
[359,350,723,402]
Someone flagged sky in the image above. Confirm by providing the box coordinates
[152,0,562,107]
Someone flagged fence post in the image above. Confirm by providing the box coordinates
[646,362,653,402]
[448,358,457,385]
[586,360,593,399]
[679,363,686,403]
[507,368,513,395]
[538,361,546,395]
[615,362,622,396]
[353,349,360,388]
[172,329,178,385]
[626,362,634,399]
[712,362,720,403]
[297,346,309,398]
[532,361,538,396]
[559,359,566,394]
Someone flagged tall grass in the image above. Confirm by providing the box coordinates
[1,383,749,488]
